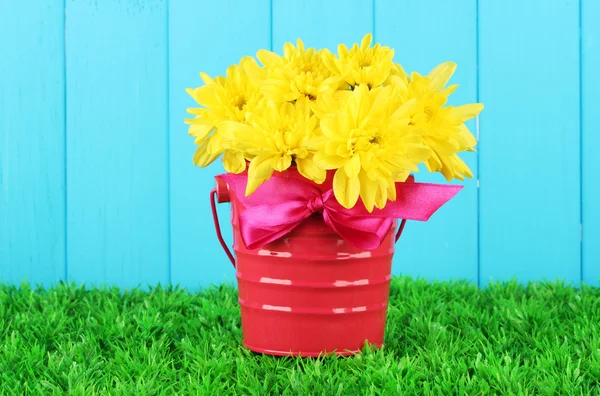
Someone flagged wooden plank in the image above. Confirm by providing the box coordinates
[272,0,372,50]
[66,0,169,288]
[583,0,600,285]
[169,0,271,289]
[0,1,65,286]
[376,0,478,283]
[479,0,580,285]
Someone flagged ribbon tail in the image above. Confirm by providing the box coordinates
[375,182,463,221]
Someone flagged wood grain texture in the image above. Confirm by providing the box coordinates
[479,0,581,285]
[582,0,600,285]
[376,0,478,283]
[272,0,372,50]
[0,1,65,286]
[169,0,271,289]
[65,0,169,288]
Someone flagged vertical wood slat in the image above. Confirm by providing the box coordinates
[376,0,479,283]
[66,0,169,288]
[479,0,581,285]
[169,0,271,289]
[0,1,66,286]
[582,0,600,285]
[272,0,372,50]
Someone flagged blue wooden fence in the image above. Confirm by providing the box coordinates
[1,0,598,289]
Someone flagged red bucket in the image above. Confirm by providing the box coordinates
[210,169,406,357]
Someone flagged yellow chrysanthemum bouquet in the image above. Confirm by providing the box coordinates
[186,34,483,212]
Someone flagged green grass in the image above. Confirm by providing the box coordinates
[1,277,600,395]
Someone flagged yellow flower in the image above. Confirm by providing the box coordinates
[313,84,431,211]
[391,62,484,181]
[311,90,351,119]
[385,62,409,87]
[249,39,340,104]
[185,57,262,173]
[219,97,325,196]
[323,33,395,89]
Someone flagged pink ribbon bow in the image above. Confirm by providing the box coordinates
[217,174,462,251]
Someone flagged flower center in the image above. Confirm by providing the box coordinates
[358,55,372,68]
[293,72,321,101]
[231,95,246,110]
[424,106,434,122]
[301,62,314,73]
[346,128,378,154]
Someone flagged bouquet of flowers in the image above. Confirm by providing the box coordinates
[185,34,483,213]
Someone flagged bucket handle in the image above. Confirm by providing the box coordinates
[210,188,236,268]
[210,182,407,267]
[395,219,407,243]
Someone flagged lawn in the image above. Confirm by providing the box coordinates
[1,277,599,395]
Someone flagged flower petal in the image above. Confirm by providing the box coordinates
[428,62,456,91]
[333,169,360,209]
[453,103,484,122]
[374,182,388,209]
[314,151,346,170]
[274,154,292,172]
[187,123,214,140]
[223,151,246,174]
[296,157,326,184]
[344,154,361,178]
[186,86,222,108]
[217,120,254,141]
[359,171,378,212]
[257,49,284,68]
[199,72,215,85]
[360,33,373,50]
[193,143,220,168]
[246,155,276,196]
